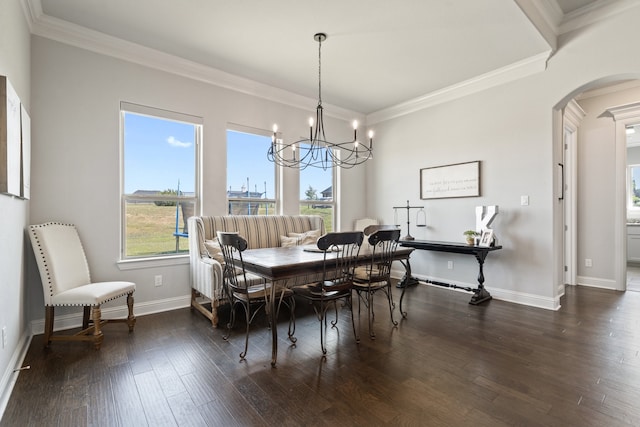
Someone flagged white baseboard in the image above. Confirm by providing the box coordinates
[0,330,32,421]
[576,275,618,290]
[30,294,191,336]
[391,270,560,310]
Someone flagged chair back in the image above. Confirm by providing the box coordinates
[363,224,399,236]
[366,228,401,281]
[216,231,250,294]
[317,231,364,289]
[29,222,92,305]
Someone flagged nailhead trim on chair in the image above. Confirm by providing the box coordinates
[29,222,78,301]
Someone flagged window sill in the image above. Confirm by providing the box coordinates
[117,255,189,271]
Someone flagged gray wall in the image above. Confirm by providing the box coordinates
[0,0,31,411]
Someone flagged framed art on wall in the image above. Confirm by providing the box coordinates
[20,104,30,199]
[420,161,480,199]
[0,76,22,197]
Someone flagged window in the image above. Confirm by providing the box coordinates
[628,164,640,209]
[226,127,277,215]
[121,102,201,259]
[299,145,335,232]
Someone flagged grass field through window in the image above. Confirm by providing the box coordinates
[126,203,333,257]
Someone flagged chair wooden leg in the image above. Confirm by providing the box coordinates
[44,306,54,348]
[126,292,136,332]
[91,306,104,350]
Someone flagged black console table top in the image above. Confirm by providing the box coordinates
[398,239,502,305]
[399,239,502,254]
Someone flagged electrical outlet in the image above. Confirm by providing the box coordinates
[585,259,593,267]
[154,275,163,287]
[447,261,454,270]
[2,326,6,349]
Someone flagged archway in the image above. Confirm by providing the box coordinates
[553,76,640,300]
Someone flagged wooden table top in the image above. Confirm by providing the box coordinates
[237,245,414,281]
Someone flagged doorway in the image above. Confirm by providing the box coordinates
[626,123,640,291]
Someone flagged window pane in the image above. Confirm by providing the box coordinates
[299,147,332,202]
[229,201,276,215]
[632,166,640,207]
[125,200,191,256]
[300,144,334,231]
[300,204,334,232]
[227,129,276,214]
[122,107,199,258]
[124,112,196,195]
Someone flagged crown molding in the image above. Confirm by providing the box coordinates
[22,0,362,123]
[514,0,562,51]
[366,51,550,125]
[559,0,640,35]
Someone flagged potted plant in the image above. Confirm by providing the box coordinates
[463,230,478,245]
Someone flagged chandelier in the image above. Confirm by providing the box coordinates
[268,33,373,170]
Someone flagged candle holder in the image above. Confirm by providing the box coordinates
[393,200,424,241]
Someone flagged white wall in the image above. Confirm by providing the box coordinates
[0,0,31,415]
[27,36,368,327]
[366,7,640,309]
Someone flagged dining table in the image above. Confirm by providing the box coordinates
[235,244,415,366]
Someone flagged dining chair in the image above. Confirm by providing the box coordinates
[294,231,364,355]
[217,231,296,360]
[353,228,401,339]
[28,222,136,350]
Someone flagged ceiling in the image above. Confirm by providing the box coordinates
[27,0,615,116]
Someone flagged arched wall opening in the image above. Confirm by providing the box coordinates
[553,75,640,299]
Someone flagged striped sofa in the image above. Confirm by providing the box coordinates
[187,215,325,327]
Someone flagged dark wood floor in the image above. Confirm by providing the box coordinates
[2,283,640,426]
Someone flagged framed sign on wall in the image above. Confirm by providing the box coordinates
[420,161,480,199]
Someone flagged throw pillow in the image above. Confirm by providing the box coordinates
[288,229,321,245]
[280,235,299,248]
[203,239,224,264]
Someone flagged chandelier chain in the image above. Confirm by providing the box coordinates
[318,35,322,106]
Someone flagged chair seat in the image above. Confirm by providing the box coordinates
[353,266,388,287]
[295,281,351,300]
[51,281,136,306]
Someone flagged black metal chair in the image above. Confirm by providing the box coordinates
[353,228,401,339]
[217,231,296,360]
[293,231,364,355]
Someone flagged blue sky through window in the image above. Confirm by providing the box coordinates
[227,130,332,200]
[124,112,196,194]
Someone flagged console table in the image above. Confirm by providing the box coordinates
[399,240,502,305]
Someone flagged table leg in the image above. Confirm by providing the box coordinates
[396,259,419,288]
[469,251,492,305]
[269,280,278,367]
[398,259,416,318]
